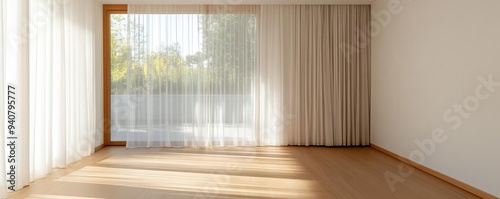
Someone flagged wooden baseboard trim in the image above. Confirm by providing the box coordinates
[370,143,498,199]
[94,144,106,152]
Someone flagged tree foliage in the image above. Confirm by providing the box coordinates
[110,13,256,95]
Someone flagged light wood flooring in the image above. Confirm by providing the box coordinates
[8,146,480,199]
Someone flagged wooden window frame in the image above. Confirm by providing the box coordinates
[103,4,127,146]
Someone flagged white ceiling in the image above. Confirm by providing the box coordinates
[100,0,376,5]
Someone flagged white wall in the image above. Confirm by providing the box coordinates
[94,0,104,147]
[371,0,500,197]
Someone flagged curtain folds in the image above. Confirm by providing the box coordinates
[0,0,6,197]
[29,0,96,179]
[122,4,370,147]
[0,0,97,195]
[259,5,371,146]
[3,0,31,192]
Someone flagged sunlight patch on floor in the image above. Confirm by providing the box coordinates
[58,165,321,198]
[97,153,305,175]
[25,194,107,199]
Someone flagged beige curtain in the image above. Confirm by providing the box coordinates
[258,5,371,146]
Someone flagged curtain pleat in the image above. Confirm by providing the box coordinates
[29,0,96,183]
[2,0,31,191]
[0,0,97,193]
[259,5,370,146]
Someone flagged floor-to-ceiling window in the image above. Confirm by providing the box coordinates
[104,5,257,147]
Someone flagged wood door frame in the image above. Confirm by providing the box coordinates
[103,4,127,146]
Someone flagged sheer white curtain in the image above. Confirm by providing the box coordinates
[0,0,6,197]
[29,0,96,179]
[0,0,96,195]
[259,5,371,146]
[121,5,258,148]
[2,0,31,192]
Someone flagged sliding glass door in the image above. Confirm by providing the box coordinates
[104,5,257,147]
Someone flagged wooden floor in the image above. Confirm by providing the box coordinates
[9,146,479,199]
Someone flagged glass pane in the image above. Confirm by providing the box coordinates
[110,14,129,142]
[111,12,257,145]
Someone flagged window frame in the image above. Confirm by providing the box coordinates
[103,4,259,147]
[103,4,127,146]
